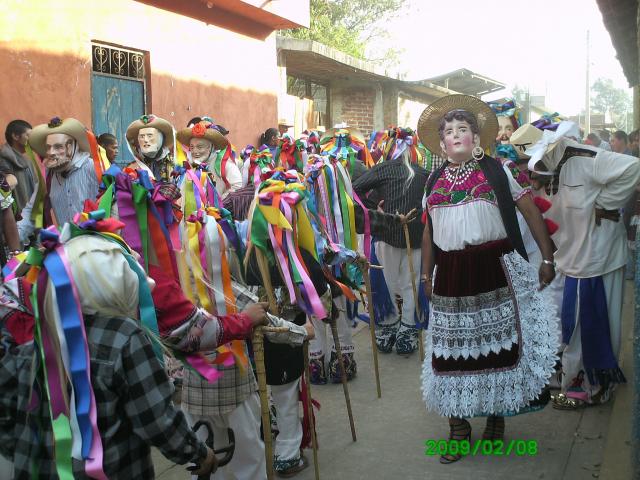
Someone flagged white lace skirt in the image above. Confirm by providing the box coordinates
[421,240,558,418]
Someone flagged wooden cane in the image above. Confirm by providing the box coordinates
[402,223,425,362]
[253,249,278,480]
[358,261,382,399]
[303,341,320,480]
[329,318,357,441]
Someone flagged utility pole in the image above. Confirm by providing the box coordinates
[585,30,591,135]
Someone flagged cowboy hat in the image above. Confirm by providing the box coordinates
[29,117,91,157]
[176,121,229,150]
[126,114,174,150]
[278,118,294,128]
[510,124,544,159]
[417,94,498,154]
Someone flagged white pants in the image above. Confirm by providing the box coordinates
[547,272,566,351]
[561,267,624,395]
[271,379,302,462]
[375,242,421,327]
[184,393,266,480]
[309,296,354,361]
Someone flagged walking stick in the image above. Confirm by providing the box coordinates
[303,341,320,480]
[254,249,278,480]
[357,258,382,399]
[402,222,425,362]
[329,317,357,442]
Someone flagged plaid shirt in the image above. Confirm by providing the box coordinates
[0,315,207,479]
[182,280,308,417]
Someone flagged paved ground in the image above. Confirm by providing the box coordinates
[155,283,635,480]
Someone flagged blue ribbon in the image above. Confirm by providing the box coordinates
[44,250,93,459]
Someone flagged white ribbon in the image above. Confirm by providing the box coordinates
[525,121,581,172]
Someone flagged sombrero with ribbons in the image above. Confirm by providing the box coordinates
[176,120,229,151]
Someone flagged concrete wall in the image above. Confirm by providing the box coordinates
[0,0,282,148]
[397,92,431,131]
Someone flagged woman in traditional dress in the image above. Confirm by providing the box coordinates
[418,95,558,463]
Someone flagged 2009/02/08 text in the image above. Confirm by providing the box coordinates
[424,439,538,457]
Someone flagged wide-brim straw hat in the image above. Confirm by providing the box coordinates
[29,117,90,156]
[510,124,544,159]
[417,94,498,154]
[126,114,174,150]
[176,121,229,150]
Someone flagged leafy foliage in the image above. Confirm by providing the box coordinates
[591,77,632,128]
[281,0,404,67]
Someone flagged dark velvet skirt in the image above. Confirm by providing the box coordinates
[421,239,557,418]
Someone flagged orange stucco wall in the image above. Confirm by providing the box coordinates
[0,0,281,147]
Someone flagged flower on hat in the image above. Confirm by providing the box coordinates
[141,114,155,125]
[191,122,207,137]
[48,117,63,128]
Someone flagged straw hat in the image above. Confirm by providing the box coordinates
[176,121,229,150]
[29,117,90,157]
[126,114,174,150]
[417,95,498,154]
[509,124,544,159]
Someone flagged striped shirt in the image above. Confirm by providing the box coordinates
[48,151,99,226]
[353,158,427,248]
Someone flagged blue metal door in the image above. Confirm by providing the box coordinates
[91,75,144,166]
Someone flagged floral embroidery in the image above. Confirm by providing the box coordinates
[503,160,531,189]
[427,161,497,207]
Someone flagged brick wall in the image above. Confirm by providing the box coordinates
[340,87,375,136]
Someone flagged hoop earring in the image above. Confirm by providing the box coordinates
[472,146,484,160]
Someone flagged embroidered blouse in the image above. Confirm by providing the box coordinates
[427,159,531,251]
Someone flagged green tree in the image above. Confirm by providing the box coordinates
[591,78,632,130]
[281,0,404,68]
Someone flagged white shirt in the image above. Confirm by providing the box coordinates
[544,138,640,278]
[429,161,529,251]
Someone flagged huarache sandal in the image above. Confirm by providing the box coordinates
[551,393,588,410]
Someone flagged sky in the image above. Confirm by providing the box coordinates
[373,0,631,116]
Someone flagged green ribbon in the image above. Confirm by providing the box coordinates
[132,183,150,270]
[31,284,74,480]
[250,206,275,264]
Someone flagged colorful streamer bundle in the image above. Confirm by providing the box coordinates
[249,169,327,319]
[369,127,431,170]
[367,130,390,163]
[96,166,179,279]
[212,143,237,189]
[488,98,523,128]
[242,145,274,188]
[176,163,222,218]
[320,129,375,172]
[531,112,563,131]
[275,134,306,172]
[25,222,165,480]
[304,155,362,296]
[177,206,248,381]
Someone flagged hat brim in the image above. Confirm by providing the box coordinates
[126,116,175,150]
[29,118,90,157]
[176,127,229,151]
[417,95,498,154]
